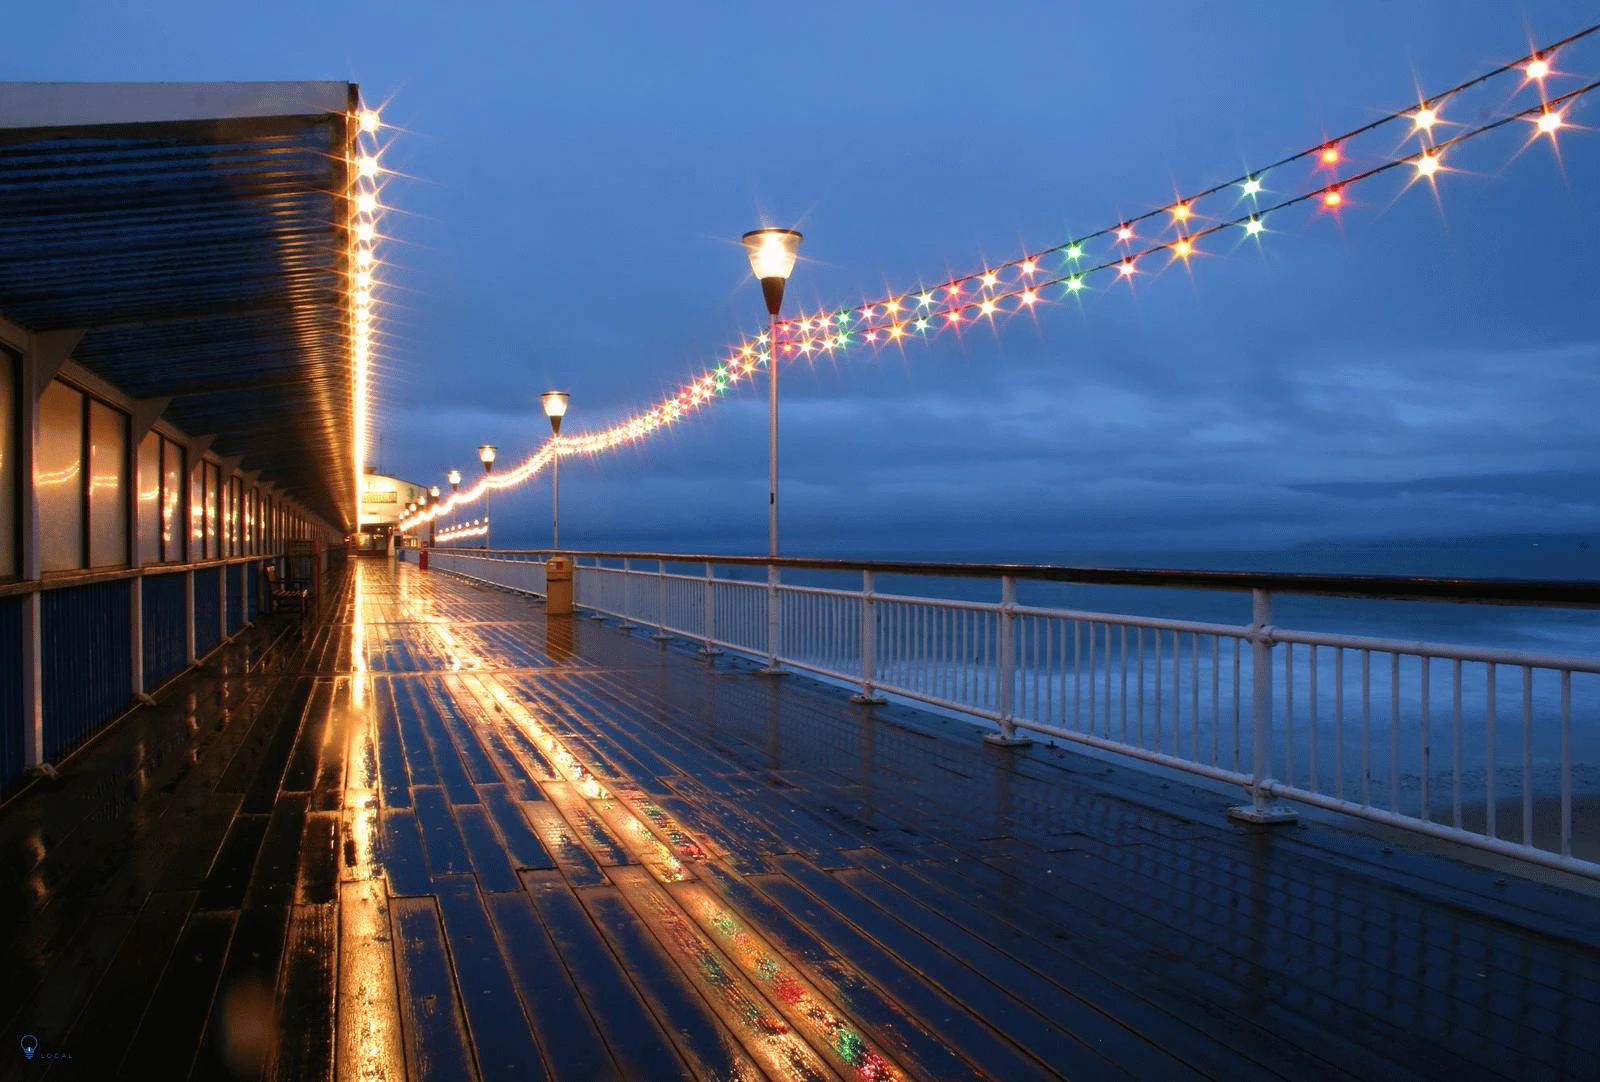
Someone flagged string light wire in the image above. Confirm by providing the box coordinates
[400,30,1600,532]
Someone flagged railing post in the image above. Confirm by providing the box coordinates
[759,561,782,675]
[697,561,721,656]
[851,570,886,705]
[651,559,672,641]
[131,574,150,705]
[617,558,637,629]
[184,569,196,665]
[588,558,607,619]
[1229,589,1298,823]
[985,575,1031,746]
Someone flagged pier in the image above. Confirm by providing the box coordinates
[2,559,1595,1079]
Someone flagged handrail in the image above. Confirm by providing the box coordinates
[0,552,287,599]
[427,545,1600,878]
[434,547,1600,608]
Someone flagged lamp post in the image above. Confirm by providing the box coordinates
[428,485,440,547]
[742,227,802,674]
[446,469,461,538]
[541,391,569,551]
[478,445,497,549]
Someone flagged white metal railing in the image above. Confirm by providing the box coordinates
[423,548,1600,880]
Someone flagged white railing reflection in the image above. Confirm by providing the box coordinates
[424,549,1600,881]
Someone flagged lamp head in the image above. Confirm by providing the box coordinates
[743,228,803,316]
[478,444,497,471]
[430,485,440,498]
[541,390,570,435]
[446,468,461,489]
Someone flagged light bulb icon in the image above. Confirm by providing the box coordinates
[20,1035,38,1060]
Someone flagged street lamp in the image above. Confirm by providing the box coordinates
[446,469,462,537]
[478,445,497,549]
[541,391,569,550]
[743,227,802,674]
[427,486,440,546]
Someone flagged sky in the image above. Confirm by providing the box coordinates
[11,0,1600,556]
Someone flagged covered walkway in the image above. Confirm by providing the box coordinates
[3,560,1598,1080]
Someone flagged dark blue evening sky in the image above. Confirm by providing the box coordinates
[12,1,1600,554]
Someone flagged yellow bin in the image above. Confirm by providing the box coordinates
[545,557,574,615]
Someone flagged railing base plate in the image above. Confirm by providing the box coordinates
[697,646,723,657]
[650,631,672,641]
[756,665,784,676]
[983,731,1033,748]
[1228,800,1300,825]
[850,692,887,705]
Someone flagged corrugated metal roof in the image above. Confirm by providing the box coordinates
[0,83,359,529]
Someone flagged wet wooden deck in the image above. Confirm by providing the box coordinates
[3,559,1598,1080]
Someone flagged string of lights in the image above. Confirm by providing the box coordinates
[435,519,490,543]
[400,27,1599,533]
[351,105,388,524]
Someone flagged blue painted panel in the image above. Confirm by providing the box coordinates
[41,580,132,760]
[142,571,188,691]
[193,566,222,657]
[226,563,244,633]
[247,560,260,619]
[0,597,24,793]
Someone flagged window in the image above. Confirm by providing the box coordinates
[161,438,184,562]
[37,381,83,572]
[190,453,204,556]
[0,348,15,578]
[138,431,160,564]
[36,381,129,572]
[204,462,220,559]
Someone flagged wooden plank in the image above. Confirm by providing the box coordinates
[374,677,413,808]
[297,810,341,905]
[270,903,338,1082]
[391,676,440,789]
[831,862,1202,1079]
[196,813,270,911]
[521,871,694,1081]
[190,902,292,1081]
[433,878,548,1080]
[575,879,770,1081]
[336,880,406,1082]
[122,908,237,1078]
[483,890,621,1082]
[846,848,1351,1082]
[520,801,607,888]
[405,679,478,805]
[412,786,473,880]
[390,896,476,1082]
[747,871,1059,1082]
[442,675,543,800]
[423,677,503,785]
[453,803,521,893]
[283,680,337,791]
[378,809,431,898]
[696,862,986,1082]
[475,783,555,872]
